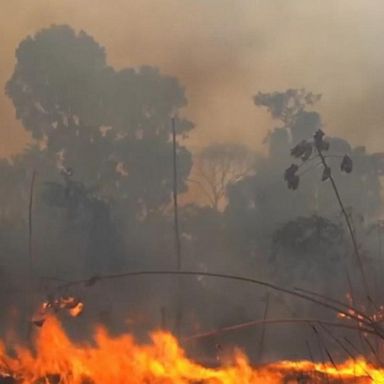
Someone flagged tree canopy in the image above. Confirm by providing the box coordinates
[6,25,193,216]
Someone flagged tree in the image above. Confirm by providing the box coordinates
[6,25,193,217]
[192,143,255,211]
[223,89,384,310]
[1,24,196,289]
[227,89,383,227]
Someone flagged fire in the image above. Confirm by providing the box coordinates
[0,316,384,383]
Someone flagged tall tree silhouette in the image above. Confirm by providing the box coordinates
[6,25,193,217]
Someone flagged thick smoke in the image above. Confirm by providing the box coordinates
[2,1,384,157]
[0,9,384,366]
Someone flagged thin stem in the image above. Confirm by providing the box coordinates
[171,117,181,271]
[54,270,378,332]
[258,291,270,362]
[315,146,371,303]
[183,318,375,342]
[28,171,37,278]
[27,171,37,340]
[293,286,370,322]
[171,117,182,336]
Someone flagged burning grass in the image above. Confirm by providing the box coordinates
[0,316,383,384]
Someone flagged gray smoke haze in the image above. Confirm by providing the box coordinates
[1,0,384,158]
[0,1,384,368]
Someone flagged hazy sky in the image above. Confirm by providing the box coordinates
[1,0,384,158]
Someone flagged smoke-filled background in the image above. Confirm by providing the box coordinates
[1,0,384,364]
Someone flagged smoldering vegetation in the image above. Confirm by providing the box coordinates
[1,25,384,364]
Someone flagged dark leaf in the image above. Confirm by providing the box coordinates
[313,129,329,151]
[340,154,353,173]
[321,166,331,181]
[284,164,300,190]
[291,140,313,161]
[301,142,313,161]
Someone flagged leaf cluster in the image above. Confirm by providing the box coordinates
[284,129,353,190]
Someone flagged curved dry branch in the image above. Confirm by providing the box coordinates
[52,269,379,333]
[183,318,375,342]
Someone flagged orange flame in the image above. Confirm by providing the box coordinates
[0,316,383,383]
